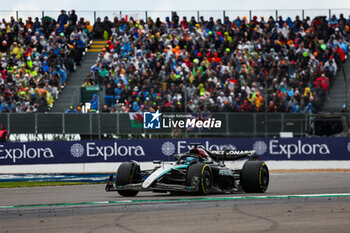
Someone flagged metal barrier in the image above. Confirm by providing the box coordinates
[0,113,309,139]
[1,9,349,23]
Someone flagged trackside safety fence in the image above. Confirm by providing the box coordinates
[0,112,318,138]
[1,9,350,23]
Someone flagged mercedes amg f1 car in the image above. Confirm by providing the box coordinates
[105,143,269,196]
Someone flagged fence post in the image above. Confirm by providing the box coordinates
[16,11,18,20]
[145,11,148,20]
[281,113,284,132]
[225,113,229,136]
[117,113,119,135]
[253,113,257,137]
[342,66,348,111]
[223,10,225,20]
[249,10,252,21]
[264,80,268,138]
[42,11,44,18]
[197,11,199,22]
[301,117,304,137]
[71,95,74,108]
[94,11,96,23]
[120,11,122,19]
[275,10,278,20]
[329,9,331,19]
[89,113,92,140]
[303,114,307,137]
[35,114,38,135]
[98,114,101,140]
[264,112,268,138]
[302,9,304,20]
[7,113,10,135]
[62,113,65,136]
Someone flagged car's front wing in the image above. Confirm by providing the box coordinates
[105,174,200,193]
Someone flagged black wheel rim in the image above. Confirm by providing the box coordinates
[261,167,269,189]
[203,170,212,191]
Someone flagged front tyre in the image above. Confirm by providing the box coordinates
[186,163,213,195]
[240,161,269,193]
[116,162,140,197]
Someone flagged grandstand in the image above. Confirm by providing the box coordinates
[1,11,350,233]
[0,10,90,113]
[79,11,350,113]
[0,10,349,114]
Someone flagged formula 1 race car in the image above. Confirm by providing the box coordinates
[105,143,269,196]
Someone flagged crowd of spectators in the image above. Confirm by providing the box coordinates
[87,12,349,113]
[0,10,348,114]
[0,10,90,113]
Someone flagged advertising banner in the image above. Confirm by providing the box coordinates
[0,137,350,165]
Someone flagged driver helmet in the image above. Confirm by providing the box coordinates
[190,148,209,159]
[186,156,195,163]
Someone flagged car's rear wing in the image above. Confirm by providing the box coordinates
[209,150,257,161]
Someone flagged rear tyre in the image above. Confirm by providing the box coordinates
[240,161,269,193]
[116,162,140,197]
[186,163,213,195]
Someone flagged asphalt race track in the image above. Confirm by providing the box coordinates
[1,173,350,233]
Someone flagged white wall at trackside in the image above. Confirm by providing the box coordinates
[0,161,350,174]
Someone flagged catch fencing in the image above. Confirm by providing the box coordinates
[1,9,349,23]
[0,112,309,139]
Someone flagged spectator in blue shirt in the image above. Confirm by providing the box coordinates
[337,38,348,54]
[41,61,49,72]
[57,10,69,25]
[65,105,77,113]
[90,94,98,111]
[33,17,41,29]
[328,15,338,26]
[114,83,124,101]
[56,65,67,84]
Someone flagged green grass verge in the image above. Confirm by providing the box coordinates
[0,181,99,188]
